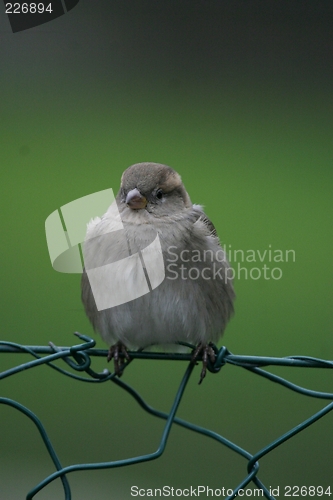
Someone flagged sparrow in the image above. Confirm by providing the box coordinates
[81,162,235,383]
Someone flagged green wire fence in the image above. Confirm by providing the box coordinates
[1,333,333,500]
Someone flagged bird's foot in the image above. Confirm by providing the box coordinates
[107,341,130,376]
[191,342,216,384]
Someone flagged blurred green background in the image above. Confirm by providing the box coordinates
[0,1,332,498]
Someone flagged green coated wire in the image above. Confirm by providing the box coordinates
[25,362,194,500]
[111,376,268,500]
[1,334,332,500]
[247,401,333,475]
[0,397,71,498]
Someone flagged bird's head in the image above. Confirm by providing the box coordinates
[117,162,192,217]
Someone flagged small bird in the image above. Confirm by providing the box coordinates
[81,162,235,383]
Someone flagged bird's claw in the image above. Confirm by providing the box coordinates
[191,342,216,384]
[107,341,130,376]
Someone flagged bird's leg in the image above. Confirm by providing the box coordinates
[107,341,130,376]
[191,342,216,384]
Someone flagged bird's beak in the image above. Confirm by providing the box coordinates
[126,188,147,210]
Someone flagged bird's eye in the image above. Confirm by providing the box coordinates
[156,189,163,199]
